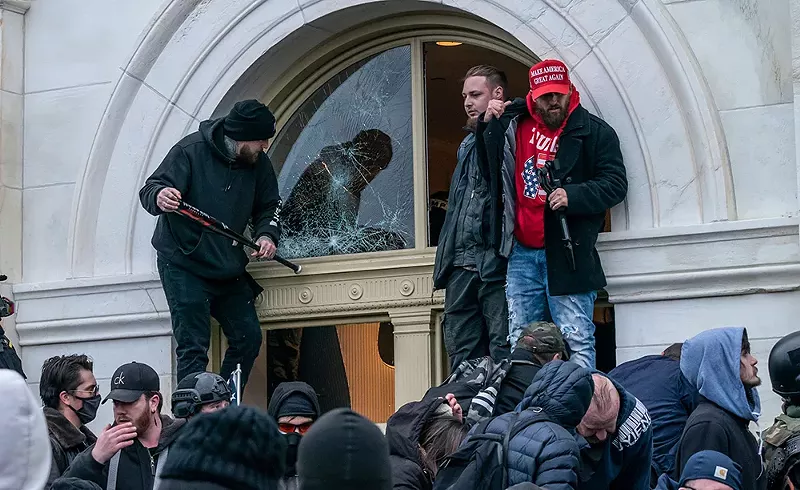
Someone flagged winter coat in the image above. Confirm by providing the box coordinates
[386,398,449,490]
[493,349,543,416]
[139,117,281,280]
[44,407,98,488]
[472,360,593,490]
[433,131,507,290]
[653,474,679,490]
[477,99,627,296]
[676,327,766,490]
[0,369,51,490]
[62,416,186,490]
[577,375,653,490]
[609,355,698,475]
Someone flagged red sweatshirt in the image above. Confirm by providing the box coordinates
[514,88,581,248]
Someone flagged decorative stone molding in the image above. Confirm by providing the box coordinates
[0,0,30,15]
[68,0,735,279]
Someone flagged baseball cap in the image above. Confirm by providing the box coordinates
[518,321,570,360]
[529,59,571,100]
[678,450,742,490]
[103,361,160,404]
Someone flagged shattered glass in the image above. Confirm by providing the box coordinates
[269,46,415,260]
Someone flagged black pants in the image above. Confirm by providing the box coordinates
[443,267,510,371]
[158,258,263,388]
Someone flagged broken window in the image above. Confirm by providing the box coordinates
[270,45,415,259]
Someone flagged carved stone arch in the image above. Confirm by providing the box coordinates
[67,0,733,278]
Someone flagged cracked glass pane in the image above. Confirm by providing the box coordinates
[269,45,414,259]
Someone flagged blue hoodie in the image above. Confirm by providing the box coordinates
[675,327,765,490]
[679,326,760,422]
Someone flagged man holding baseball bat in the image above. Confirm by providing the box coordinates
[139,99,282,390]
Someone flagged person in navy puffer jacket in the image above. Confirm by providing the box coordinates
[464,360,594,490]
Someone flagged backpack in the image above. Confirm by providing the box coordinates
[433,410,552,490]
[424,357,513,427]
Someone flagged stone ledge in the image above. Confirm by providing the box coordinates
[0,0,31,15]
[12,218,800,345]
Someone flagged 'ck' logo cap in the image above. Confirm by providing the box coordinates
[103,361,160,404]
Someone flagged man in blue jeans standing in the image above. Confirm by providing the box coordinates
[139,100,282,388]
[480,59,627,368]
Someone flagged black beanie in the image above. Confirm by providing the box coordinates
[223,99,276,141]
[297,408,391,490]
[159,405,286,490]
[50,478,103,490]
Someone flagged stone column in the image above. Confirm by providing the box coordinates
[792,0,800,239]
[390,307,434,409]
[0,0,29,348]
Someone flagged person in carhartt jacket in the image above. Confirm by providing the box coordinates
[480,59,627,369]
[433,65,512,371]
[139,99,282,389]
[469,360,594,489]
[674,327,766,490]
[40,355,100,488]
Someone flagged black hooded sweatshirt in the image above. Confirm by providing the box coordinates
[139,117,282,280]
[386,398,450,490]
[63,416,186,490]
[267,382,321,490]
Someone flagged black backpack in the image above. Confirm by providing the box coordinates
[433,410,552,490]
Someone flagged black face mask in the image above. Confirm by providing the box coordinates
[284,432,302,477]
[68,394,101,425]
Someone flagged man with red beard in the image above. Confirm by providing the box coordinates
[63,362,186,490]
[480,59,627,369]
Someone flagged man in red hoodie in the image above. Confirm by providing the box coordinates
[480,59,627,369]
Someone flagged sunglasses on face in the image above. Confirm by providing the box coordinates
[278,422,313,434]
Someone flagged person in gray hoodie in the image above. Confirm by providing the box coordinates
[0,369,52,490]
[674,327,765,490]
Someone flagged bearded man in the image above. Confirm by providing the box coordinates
[139,100,282,389]
[63,362,186,490]
[481,59,627,369]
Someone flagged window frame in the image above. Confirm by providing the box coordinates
[263,15,537,260]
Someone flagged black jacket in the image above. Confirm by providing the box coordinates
[433,131,506,289]
[674,398,766,490]
[386,398,449,490]
[479,100,627,296]
[62,416,186,490]
[578,375,653,490]
[477,360,592,489]
[609,356,698,476]
[139,118,282,280]
[44,407,98,489]
[493,349,543,416]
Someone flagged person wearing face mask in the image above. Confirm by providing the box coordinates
[266,382,321,490]
[40,354,101,488]
[170,372,232,419]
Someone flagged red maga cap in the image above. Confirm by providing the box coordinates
[529,59,571,100]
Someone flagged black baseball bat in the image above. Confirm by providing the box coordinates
[175,201,302,274]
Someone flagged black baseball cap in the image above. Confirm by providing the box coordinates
[103,361,160,404]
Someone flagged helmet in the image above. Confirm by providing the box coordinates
[769,331,800,398]
[171,372,231,418]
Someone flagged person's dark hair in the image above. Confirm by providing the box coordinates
[419,415,468,478]
[742,329,751,356]
[145,391,164,413]
[463,65,508,96]
[662,343,683,361]
[40,354,94,409]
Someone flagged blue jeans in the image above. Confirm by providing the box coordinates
[506,241,598,368]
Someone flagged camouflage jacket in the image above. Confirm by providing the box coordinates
[764,408,800,489]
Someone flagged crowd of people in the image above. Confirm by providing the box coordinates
[1,323,799,490]
[2,56,800,490]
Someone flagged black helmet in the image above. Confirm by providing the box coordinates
[171,372,231,418]
[769,331,800,398]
